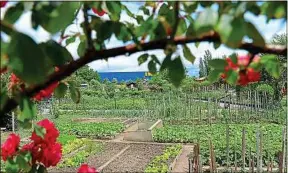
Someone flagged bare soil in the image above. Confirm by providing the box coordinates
[86,142,128,168]
[50,142,127,172]
[102,143,166,173]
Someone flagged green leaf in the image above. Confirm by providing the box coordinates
[160,55,172,71]
[217,15,246,48]
[213,42,221,49]
[97,21,114,41]
[66,36,76,46]
[208,59,227,69]
[106,2,121,21]
[176,18,187,36]
[182,45,195,64]
[246,22,265,48]
[148,60,157,74]
[34,125,46,139]
[68,81,80,103]
[6,158,19,173]
[184,3,197,14]
[0,90,8,110]
[234,2,247,17]
[208,69,223,83]
[194,8,218,36]
[54,82,68,98]
[4,2,24,24]
[18,98,36,125]
[230,53,238,64]
[45,2,80,34]
[122,5,134,17]
[114,23,131,42]
[7,32,51,85]
[37,165,48,173]
[77,41,87,57]
[40,40,73,66]
[195,42,200,48]
[260,55,280,78]
[138,54,149,65]
[168,56,185,87]
[226,70,238,85]
[16,152,32,172]
[151,55,161,65]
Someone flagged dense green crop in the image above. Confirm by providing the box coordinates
[145,144,182,173]
[153,124,284,167]
[58,141,103,168]
[57,122,125,139]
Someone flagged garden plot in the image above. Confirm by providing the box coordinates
[101,143,166,173]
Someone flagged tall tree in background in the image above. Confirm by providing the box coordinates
[260,33,287,103]
[203,50,212,76]
[74,65,100,84]
[199,50,212,77]
[199,58,205,77]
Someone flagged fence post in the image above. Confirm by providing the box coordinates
[12,112,15,132]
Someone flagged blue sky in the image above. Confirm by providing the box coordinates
[0,2,286,74]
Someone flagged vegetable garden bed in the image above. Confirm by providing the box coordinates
[101,143,166,173]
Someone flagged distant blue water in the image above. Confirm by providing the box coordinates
[98,66,199,82]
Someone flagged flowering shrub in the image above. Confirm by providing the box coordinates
[221,55,261,86]
[8,67,59,101]
[1,119,97,173]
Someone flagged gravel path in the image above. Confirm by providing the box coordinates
[102,143,165,173]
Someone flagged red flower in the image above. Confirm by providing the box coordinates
[1,133,20,161]
[237,71,249,86]
[33,81,59,101]
[78,164,98,173]
[21,142,43,164]
[237,55,250,67]
[252,55,260,63]
[33,67,59,101]
[246,68,260,82]
[0,1,7,8]
[40,142,62,167]
[225,58,238,71]
[92,8,106,16]
[31,119,59,145]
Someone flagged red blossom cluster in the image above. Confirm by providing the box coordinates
[1,119,97,172]
[8,67,59,101]
[92,8,106,16]
[221,55,261,86]
[22,119,62,167]
[0,0,7,8]
[1,133,20,161]
[78,164,99,173]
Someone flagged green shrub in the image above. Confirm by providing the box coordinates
[256,84,274,96]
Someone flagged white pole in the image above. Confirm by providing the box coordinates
[12,112,15,132]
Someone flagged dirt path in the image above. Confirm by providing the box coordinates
[172,145,194,173]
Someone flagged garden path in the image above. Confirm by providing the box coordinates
[172,145,194,173]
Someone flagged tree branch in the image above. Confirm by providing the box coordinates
[0,32,286,115]
[83,3,93,50]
